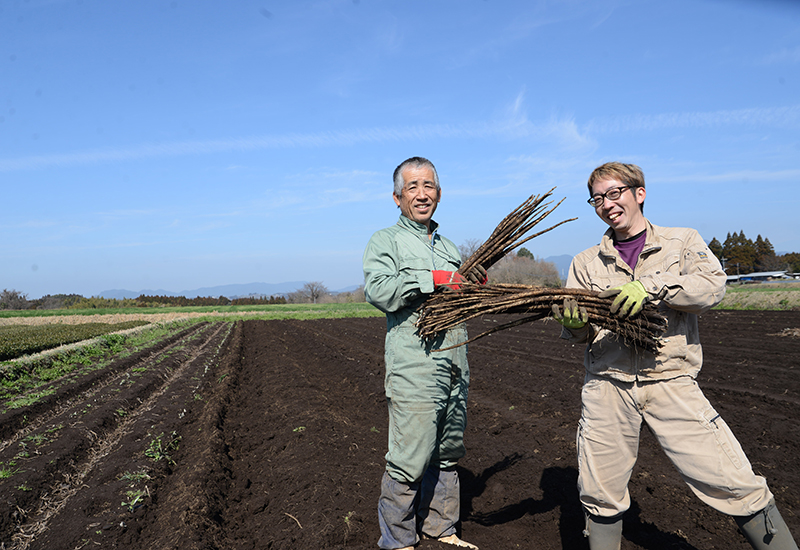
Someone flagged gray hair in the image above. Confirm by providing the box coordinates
[393,157,440,196]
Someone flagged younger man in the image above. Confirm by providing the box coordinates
[554,161,797,550]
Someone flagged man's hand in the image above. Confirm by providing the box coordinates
[432,270,467,290]
[552,298,589,329]
[464,264,487,285]
[598,280,648,318]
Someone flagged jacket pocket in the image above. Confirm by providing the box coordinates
[589,273,628,293]
[659,251,681,275]
[587,332,633,375]
[655,311,688,367]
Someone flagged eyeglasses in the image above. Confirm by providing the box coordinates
[587,185,634,207]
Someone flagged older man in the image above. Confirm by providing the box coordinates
[553,161,797,550]
[363,157,484,550]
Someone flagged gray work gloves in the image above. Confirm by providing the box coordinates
[552,298,589,330]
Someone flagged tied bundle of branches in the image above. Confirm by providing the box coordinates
[417,284,667,353]
[458,187,577,276]
[416,188,665,351]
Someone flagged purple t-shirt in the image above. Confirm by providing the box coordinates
[615,230,646,270]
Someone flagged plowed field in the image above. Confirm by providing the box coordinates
[1,311,798,549]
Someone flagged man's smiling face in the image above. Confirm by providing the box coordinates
[591,177,646,240]
[393,165,441,230]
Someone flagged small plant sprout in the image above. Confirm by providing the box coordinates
[144,431,181,465]
[119,469,151,483]
[0,462,21,479]
[121,488,149,511]
[293,426,306,433]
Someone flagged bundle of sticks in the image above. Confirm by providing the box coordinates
[417,284,667,352]
[415,188,667,351]
[458,187,576,277]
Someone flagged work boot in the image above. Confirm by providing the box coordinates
[735,500,799,550]
[422,533,478,549]
[583,512,623,550]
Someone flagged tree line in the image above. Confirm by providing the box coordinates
[707,231,800,275]
[134,294,288,307]
[0,290,288,311]
[0,283,367,311]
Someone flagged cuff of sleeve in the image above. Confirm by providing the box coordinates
[561,323,592,340]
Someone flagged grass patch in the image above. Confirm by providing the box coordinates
[4,389,57,410]
[0,461,21,479]
[0,321,150,361]
[716,282,800,311]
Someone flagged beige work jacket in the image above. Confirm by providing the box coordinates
[562,220,727,382]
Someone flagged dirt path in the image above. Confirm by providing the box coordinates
[1,311,798,549]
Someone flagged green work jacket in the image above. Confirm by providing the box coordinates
[363,215,469,400]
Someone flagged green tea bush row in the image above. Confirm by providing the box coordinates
[0,321,149,361]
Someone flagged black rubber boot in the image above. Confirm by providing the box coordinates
[735,500,799,550]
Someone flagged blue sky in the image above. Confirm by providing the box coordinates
[2,0,799,298]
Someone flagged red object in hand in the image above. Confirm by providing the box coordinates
[432,270,466,290]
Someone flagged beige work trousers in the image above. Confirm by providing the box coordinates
[577,373,773,518]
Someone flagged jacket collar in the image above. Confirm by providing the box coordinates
[600,218,661,258]
[397,214,438,237]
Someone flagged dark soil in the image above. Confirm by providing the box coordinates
[1,310,798,549]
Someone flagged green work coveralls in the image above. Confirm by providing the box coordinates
[363,214,470,484]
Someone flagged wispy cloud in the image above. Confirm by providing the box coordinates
[663,168,800,184]
[585,105,800,133]
[0,117,586,172]
[761,46,800,65]
[3,219,59,230]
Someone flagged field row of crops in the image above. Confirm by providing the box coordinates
[0,301,381,322]
[0,319,202,416]
[0,303,383,364]
[0,321,149,361]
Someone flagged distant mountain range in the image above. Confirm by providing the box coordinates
[97,255,575,300]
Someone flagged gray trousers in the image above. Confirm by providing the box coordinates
[378,466,460,549]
